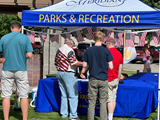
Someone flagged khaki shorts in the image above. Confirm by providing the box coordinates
[107,78,119,102]
[1,70,29,98]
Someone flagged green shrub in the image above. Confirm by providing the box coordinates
[46,74,57,78]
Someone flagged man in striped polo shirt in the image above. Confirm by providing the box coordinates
[55,38,83,120]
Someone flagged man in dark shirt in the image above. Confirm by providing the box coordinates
[80,31,113,120]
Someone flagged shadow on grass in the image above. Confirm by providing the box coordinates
[0,93,33,120]
[78,114,99,120]
[29,93,32,99]
[9,93,33,120]
[0,99,17,106]
[0,101,23,120]
[9,107,22,120]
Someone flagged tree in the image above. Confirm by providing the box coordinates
[145,33,152,44]
[0,14,21,38]
[141,0,160,44]
[142,0,160,9]
[0,14,43,39]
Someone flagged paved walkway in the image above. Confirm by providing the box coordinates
[123,61,159,73]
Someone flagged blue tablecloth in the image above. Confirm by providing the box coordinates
[127,73,158,82]
[35,73,158,119]
[127,73,158,96]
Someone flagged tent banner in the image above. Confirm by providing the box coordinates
[124,47,137,64]
[124,32,136,64]
[22,11,160,27]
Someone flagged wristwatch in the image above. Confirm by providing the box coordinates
[81,73,85,75]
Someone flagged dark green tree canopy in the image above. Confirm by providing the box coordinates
[142,0,160,9]
[0,14,21,38]
[141,0,160,43]
[0,14,42,39]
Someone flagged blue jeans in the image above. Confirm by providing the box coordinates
[57,71,78,119]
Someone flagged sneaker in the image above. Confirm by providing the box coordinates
[69,117,81,120]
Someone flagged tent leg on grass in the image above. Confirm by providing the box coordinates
[152,52,160,120]
[13,88,21,111]
[152,94,159,120]
[152,50,160,120]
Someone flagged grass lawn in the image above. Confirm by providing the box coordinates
[0,71,159,120]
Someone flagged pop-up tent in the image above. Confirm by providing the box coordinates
[22,0,160,31]
[22,0,160,119]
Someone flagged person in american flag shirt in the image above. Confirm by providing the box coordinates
[54,38,83,120]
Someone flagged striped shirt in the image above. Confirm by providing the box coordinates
[55,44,78,72]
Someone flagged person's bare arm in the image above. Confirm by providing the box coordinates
[73,61,83,66]
[0,58,5,63]
[0,52,5,63]
[145,50,149,56]
[80,62,88,78]
[149,63,151,70]
[118,64,123,79]
[26,52,33,59]
[108,61,113,70]
[0,52,3,58]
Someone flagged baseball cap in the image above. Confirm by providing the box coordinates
[105,37,115,43]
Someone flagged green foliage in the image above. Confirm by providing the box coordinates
[141,0,160,9]
[0,14,43,39]
[46,74,57,78]
[141,0,160,44]
[121,70,136,76]
[23,26,43,35]
[0,14,21,38]
[81,30,86,37]
[146,33,152,44]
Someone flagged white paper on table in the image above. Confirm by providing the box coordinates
[77,79,88,81]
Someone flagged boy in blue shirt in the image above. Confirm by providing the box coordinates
[80,31,113,120]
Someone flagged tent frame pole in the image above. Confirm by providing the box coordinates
[158,51,160,120]
[123,32,126,65]
[22,26,24,34]
[152,46,160,120]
